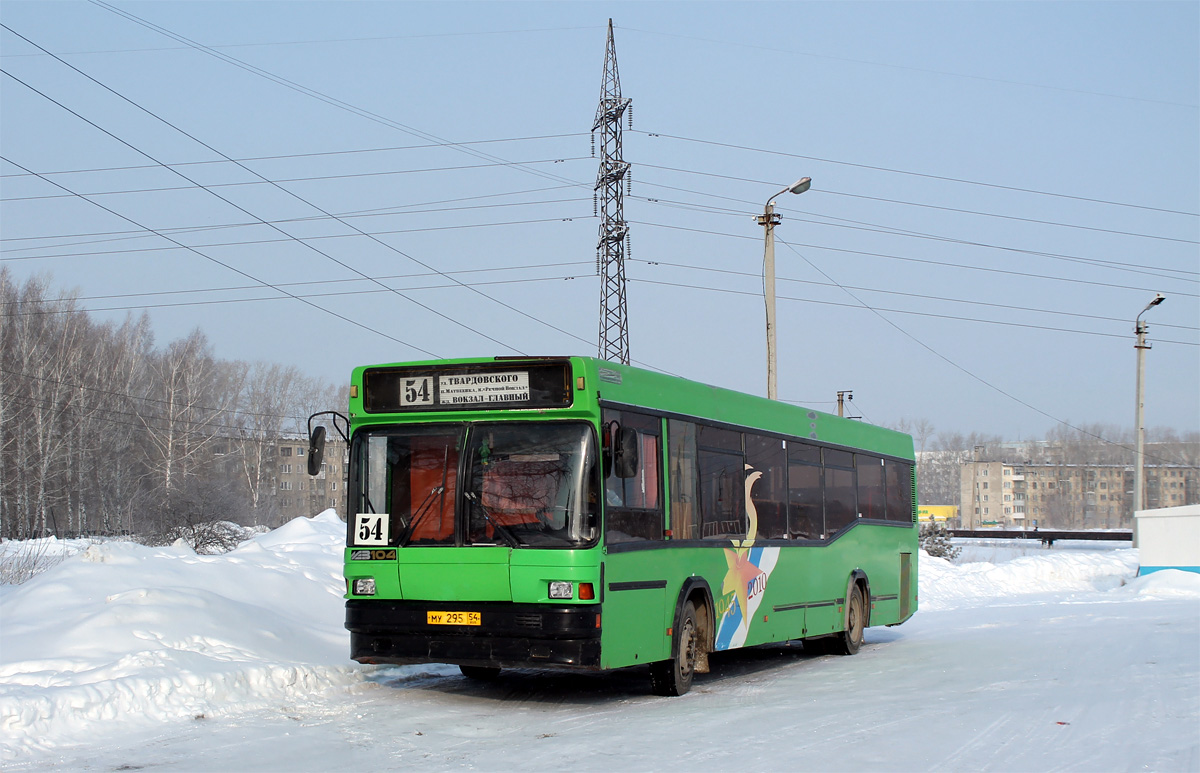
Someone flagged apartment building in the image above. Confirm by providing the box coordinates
[959,460,1197,529]
[272,435,349,524]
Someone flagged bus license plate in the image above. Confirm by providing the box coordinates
[427,611,481,626]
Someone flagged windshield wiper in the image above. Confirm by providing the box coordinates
[464,491,522,548]
[397,485,444,547]
[396,443,452,548]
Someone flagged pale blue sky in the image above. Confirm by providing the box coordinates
[2,1,1197,440]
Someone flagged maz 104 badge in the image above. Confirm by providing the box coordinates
[354,513,390,546]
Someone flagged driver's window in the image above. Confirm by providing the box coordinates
[603,410,664,543]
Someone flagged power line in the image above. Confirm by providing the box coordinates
[629,276,1197,347]
[2,272,589,317]
[628,219,1200,299]
[0,215,591,263]
[1,389,302,439]
[618,26,1199,111]
[10,255,1195,344]
[771,237,1197,467]
[782,208,1200,283]
[0,157,592,203]
[630,259,1199,333]
[0,183,582,247]
[1,261,590,307]
[2,24,598,355]
[1,25,602,59]
[633,161,1200,248]
[627,179,1199,284]
[0,151,438,357]
[86,2,588,192]
[0,367,308,423]
[0,50,530,356]
[0,133,589,179]
[634,130,1200,218]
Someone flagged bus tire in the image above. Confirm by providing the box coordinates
[460,665,501,681]
[649,600,699,696]
[830,585,866,656]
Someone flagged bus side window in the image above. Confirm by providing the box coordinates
[856,454,885,521]
[787,441,822,539]
[697,425,745,540]
[604,411,664,543]
[885,459,914,523]
[823,448,857,535]
[745,433,787,539]
[668,419,700,541]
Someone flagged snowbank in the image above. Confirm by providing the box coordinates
[917,547,1140,611]
[3,522,1189,765]
[0,535,100,586]
[1117,567,1200,599]
[0,511,359,759]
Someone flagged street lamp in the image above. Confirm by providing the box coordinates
[757,177,811,400]
[1133,293,1166,522]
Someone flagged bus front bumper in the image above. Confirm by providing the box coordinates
[345,600,603,669]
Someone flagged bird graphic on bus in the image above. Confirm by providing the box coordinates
[715,466,781,650]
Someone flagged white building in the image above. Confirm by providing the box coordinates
[1135,504,1200,576]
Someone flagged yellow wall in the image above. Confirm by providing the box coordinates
[918,505,958,523]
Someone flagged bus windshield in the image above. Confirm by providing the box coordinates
[350,422,598,549]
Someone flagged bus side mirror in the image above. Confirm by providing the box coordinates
[307,426,326,476]
[614,426,639,479]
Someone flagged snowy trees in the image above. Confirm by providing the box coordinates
[0,269,341,541]
[229,362,341,527]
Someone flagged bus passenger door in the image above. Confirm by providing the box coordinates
[599,410,671,669]
[601,553,668,669]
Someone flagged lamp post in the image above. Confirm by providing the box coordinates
[757,177,811,400]
[1133,293,1165,523]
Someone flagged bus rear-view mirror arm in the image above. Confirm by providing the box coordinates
[307,411,349,476]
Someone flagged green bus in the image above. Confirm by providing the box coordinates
[307,356,918,696]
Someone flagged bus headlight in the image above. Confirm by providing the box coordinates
[548,581,573,599]
[353,578,377,596]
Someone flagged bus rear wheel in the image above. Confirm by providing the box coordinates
[650,600,699,696]
[460,665,501,681]
[830,585,866,656]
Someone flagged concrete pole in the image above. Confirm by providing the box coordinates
[763,201,779,401]
[1133,293,1165,543]
[756,178,810,401]
[1133,319,1149,517]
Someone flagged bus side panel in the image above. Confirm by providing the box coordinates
[706,522,919,649]
[599,549,677,669]
[857,523,919,627]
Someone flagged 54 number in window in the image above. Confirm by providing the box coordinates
[354,513,389,546]
[401,376,434,406]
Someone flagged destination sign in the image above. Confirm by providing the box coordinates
[438,372,529,404]
[362,360,572,413]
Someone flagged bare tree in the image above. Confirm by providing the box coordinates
[230,361,303,526]
[139,329,232,536]
[1,270,349,541]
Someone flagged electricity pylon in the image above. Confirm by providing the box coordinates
[593,19,631,365]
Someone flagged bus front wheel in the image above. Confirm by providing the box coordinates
[650,600,699,696]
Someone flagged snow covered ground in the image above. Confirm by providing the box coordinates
[2,513,1197,772]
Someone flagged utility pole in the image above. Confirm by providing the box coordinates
[757,177,811,399]
[837,390,852,418]
[973,445,985,530]
[593,19,631,364]
[1133,293,1166,526]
